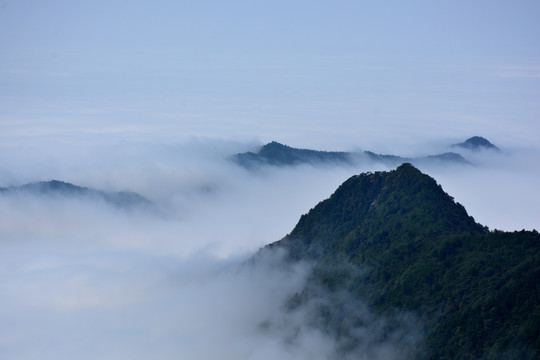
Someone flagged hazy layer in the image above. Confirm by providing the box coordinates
[0,137,537,359]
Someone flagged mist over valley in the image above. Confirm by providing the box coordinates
[1,135,539,359]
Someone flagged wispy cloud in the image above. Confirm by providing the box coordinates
[494,65,540,79]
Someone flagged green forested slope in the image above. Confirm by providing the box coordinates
[266,163,539,359]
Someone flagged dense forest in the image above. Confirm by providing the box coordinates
[262,163,539,359]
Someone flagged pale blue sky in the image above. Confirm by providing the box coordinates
[1,0,539,149]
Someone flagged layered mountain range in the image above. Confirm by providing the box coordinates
[233,136,498,169]
[257,163,539,359]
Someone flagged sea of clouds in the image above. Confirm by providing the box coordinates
[0,136,538,359]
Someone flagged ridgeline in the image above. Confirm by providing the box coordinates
[0,180,151,209]
[233,141,471,169]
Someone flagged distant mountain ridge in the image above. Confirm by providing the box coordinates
[258,163,539,359]
[452,136,500,151]
[234,141,355,168]
[0,180,151,208]
[233,139,475,169]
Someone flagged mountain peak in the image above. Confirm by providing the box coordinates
[394,161,422,174]
[258,141,294,158]
[452,136,500,151]
[275,164,484,261]
[263,141,288,148]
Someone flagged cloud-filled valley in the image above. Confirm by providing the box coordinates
[0,136,538,359]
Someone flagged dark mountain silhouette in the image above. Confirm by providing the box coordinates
[452,136,500,151]
[258,164,539,359]
[362,150,406,166]
[233,141,470,169]
[233,141,355,168]
[0,180,151,209]
[364,151,471,167]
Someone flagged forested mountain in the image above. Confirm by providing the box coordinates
[233,141,355,168]
[0,180,151,208]
[260,163,539,359]
[233,141,470,169]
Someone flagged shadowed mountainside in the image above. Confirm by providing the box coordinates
[258,163,539,359]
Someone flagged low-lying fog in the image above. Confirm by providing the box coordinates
[0,137,538,359]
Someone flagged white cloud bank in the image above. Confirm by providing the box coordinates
[0,137,537,359]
